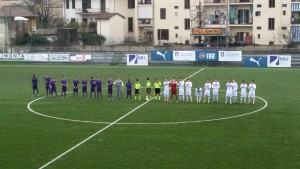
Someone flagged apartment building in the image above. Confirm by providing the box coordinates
[63,0,300,46]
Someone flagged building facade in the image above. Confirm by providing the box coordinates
[63,0,300,46]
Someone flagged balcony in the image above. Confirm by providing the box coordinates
[203,0,227,6]
[229,0,253,4]
[292,18,300,24]
[75,8,102,14]
[138,19,153,26]
[138,0,152,5]
[292,0,300,2]
[203,17,227,28]
[230,18,252,25]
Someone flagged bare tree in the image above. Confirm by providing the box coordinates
[24,0,58,25]
[274,25,297,48]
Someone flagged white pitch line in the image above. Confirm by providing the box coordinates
[38,68,205,169]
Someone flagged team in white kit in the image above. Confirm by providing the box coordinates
[162,78,256,104]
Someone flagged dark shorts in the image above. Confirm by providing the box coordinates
[62,86,67,92]
[155,88,160,95]
[33,86,38,90]
[135,89,139,94]
[51,87,56,92]
[127,90,132,95]
[171,89,177,94]
[108,88,113,94]
[46,84,49,90]
[146,88,151,93]
[73,88,78,92]
[82,87,87,93]
[97,88,102,93]
[91,88,95,92]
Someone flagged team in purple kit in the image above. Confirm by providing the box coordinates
[61,76,67,98]
[82,77,88,98]
[73,76,79,98]
[96,77,102,99]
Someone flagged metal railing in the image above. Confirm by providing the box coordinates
[204,0,227,4]
[291,18,300,24]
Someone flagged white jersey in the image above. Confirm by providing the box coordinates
[185,81,192,96]
[226,83,233,97]
[212,82,220,95]
[248,83,256,97]
[163,81,170,95]
[195,88,202,97]
[178,80,185,95]
[232,82,238,96]
[240,83,247,97]
[204,83,211,96]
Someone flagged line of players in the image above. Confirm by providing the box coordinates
[32,74,256,104]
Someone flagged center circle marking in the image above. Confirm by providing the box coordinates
[27,96,268,125]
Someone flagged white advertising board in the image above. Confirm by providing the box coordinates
[218,51,242,61]
[173,51,196,61]
[70,54,92,62]
[25,54,48,62]
[48,54,70,62]
[127,54,148,66]
[267,55,291,67]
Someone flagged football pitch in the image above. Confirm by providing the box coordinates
[1,64,300,169]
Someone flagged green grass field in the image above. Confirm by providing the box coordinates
[1,65,300,169]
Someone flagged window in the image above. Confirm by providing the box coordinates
[257,26,261,30]
[174,6,178,9]
[72,0,75,9]
[128,17,133,32]
[160,8,166,19]
[184,0,190,9]
[269,0,275,8]
[157,29,169,40]
[282,4,287,7]
[82,18,88,23]
[82,0,91,9]
[255,11,261,16]
[128,0,135,9]
[258,34,260,39]
[268,18,275,30]
[283,10,286,15]
[175,34,178,38]
[66,0,69,9]
[101,0,106,11]
[282,27,287,30]
[184,18,190,30]
[257,4,262,8]
[175,12,178,17]
[71,18,76,22]
[174,26,179,29]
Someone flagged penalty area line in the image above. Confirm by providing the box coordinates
[38,68,205,169]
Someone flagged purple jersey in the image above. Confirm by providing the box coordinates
[32,77,38,87]
[90,79,96,89]
[82,80,87,92]
[50,79,56,88]
[73,79,79,88]
[44,77,50,89]
[96,80,102,90]
[126,82,132,90]
[61,79,67,86]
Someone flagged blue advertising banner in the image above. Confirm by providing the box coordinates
[195,51,218,61]
[151,51,173,61]
[244,56,267,68]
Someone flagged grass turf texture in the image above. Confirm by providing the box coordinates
[0,65,300,169]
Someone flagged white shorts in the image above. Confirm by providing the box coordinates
[233,90,238,97]
[204,90,210,96]
[164,89,169,95]
[179,88,184,95]
[185,90,191,96]
[248,91,255,97]
[213,90,219,96]
[241,91,247,97]
[226,91,232,97]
